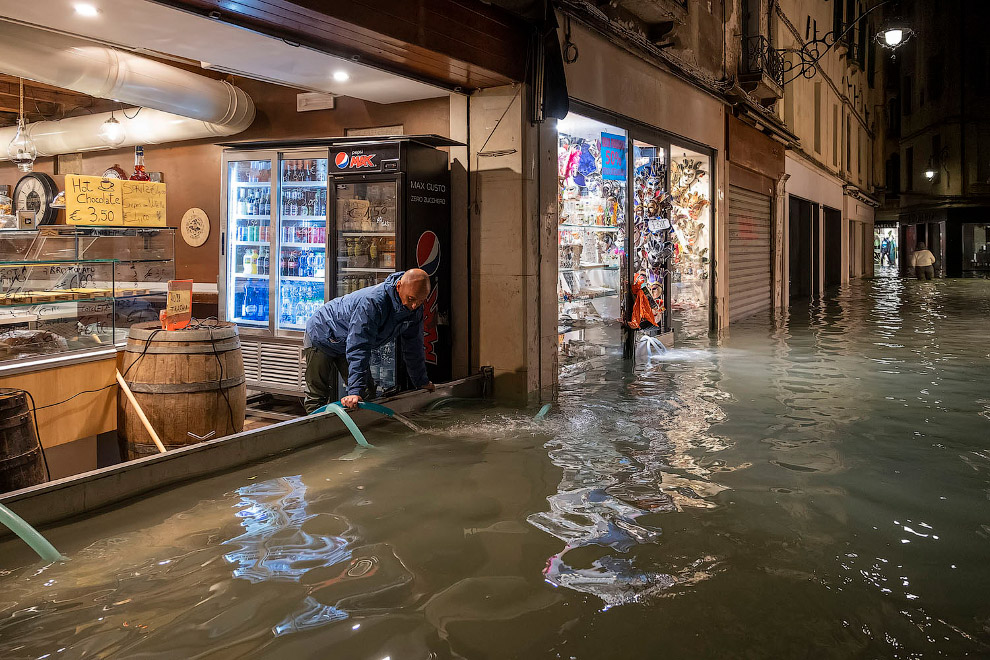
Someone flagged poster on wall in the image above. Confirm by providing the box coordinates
[600,133,627,181]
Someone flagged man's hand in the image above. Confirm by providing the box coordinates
[341,394,363,410]
[424,381,435,393]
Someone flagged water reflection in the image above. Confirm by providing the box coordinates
[223,476,413,637]
[531,323,730,606]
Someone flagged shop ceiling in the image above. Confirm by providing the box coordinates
[0,0,451,127]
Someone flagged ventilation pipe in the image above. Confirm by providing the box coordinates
[0,20,255,159]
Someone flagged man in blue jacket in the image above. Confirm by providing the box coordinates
[303,269,435,412]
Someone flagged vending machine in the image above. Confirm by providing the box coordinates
[219,136,456,398]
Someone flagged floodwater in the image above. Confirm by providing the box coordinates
[2,276,990,658]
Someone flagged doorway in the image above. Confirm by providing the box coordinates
[824,207,843,287]
[557,113,629,379]
[788,195,815,300]
[874,225,898,273]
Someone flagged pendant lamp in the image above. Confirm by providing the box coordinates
[6,79,38,173]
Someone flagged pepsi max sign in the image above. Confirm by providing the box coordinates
[333,150,377,170]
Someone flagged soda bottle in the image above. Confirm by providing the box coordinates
[244,283,257,320]
[369,237,378,265]
[259,248,268,275]
[299,251,309,278]
[288,250,297,277]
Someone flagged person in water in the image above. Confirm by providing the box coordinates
[912,242,936,280]
[303,269,435,412]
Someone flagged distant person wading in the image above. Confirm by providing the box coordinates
[912,242,936,280]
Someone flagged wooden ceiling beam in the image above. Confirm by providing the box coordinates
[0,77,96,108]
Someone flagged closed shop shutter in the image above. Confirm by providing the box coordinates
[728,185,772,322]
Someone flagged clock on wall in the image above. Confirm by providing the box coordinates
[13,173,59,225]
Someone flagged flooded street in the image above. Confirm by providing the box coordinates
[1,277,989,658]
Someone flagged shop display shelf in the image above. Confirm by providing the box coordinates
[558,224,620,232]
[0,258,117,266]
[340,231,395,237]
[281,275,323,282]
[232,273,270,279]
[232,182,271,188]
[282,215,325,221]
[340,267,393,273]
[281,242,325,249]
[558,290,617,303]
[281,181,327,188]
[0,295,115,308]
[233,215,270,221]
[234,241,268,246]
[558,264,619,272]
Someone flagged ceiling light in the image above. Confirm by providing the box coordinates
[924,168,936,181]
[6,79,36,173]
[74,3,100,16]
[333,71,350,82]
[98,114,126,147]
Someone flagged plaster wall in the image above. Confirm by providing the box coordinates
[469,85,550,401]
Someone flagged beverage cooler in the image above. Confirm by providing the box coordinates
[219,136,458,398]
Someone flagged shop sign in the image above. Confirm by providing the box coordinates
[601,133,627,181]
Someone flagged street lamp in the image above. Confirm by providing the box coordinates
[779,0,913,84]
[876,16,915,51]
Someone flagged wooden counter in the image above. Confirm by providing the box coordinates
[0,348,117,449]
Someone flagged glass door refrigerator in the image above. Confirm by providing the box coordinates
[223,154,275,332]
[274,153,328,335]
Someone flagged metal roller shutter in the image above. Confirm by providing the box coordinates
[728,185,772,322]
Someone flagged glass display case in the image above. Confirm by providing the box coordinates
[0,227,174,366]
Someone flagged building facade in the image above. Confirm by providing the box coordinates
[881,0,990,277]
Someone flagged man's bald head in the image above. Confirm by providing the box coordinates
[395,268,431,310]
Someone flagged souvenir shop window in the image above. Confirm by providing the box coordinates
[669,147,712,311]
[557,114,628,324]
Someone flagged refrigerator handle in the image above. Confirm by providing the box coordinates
[221,232,225,255]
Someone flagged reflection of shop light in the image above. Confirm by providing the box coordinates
[924,168,936,181]
[332,70,350,82]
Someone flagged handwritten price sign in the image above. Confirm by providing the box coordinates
[122,181,167,227]
[162,279,193,330]
[65,175,167,227]
[65,175,123,226]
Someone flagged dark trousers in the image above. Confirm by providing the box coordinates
[303,347,375,413]
[915,265,935,280]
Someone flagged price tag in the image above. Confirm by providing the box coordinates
[65,175,124,225]
[122,181,167,227]
[162,279,193,330]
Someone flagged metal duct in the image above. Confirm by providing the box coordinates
[0,107,248,158]
[0,20,255,158]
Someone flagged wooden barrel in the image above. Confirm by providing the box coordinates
[0,389,47,492]
[119,321,246,459]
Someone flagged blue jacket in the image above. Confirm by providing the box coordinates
[305,271,429,396]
